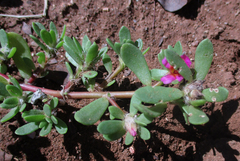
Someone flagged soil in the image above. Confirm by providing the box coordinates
[0,0,240,160]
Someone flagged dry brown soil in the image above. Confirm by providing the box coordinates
[0,0,240,160]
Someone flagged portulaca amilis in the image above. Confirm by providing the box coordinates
[161,54,191,84]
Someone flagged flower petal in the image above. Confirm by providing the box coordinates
[180,54,192,68]
[175,74,184,82]
[162,58,172,69]
[161,74,176,84]
[129,128,137,136]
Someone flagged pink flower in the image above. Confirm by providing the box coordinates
[161,54,191,84]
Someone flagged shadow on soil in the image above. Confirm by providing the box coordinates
[0,0,23,7]
[134,99,239,161]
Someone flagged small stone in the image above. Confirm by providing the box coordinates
[22,22,32,35]
[191,41,199,47]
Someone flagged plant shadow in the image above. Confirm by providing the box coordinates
[134,99,239,160]
[60,104,116,160]
[0,0,23,7]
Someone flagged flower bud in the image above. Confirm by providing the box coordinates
[124,114,138,136]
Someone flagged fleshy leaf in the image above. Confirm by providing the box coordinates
[0,64,7,74]
[173,41,182,56]
[19,103,27,112]
[32,22,46,37]
[43,104,51,117]
[119,26,131,44]
[39,123,52,136]
[51,115,58,124]
[15,122,39,135]
[0,29,8,47]
[133,103,167,118]
[103,128,126,141]
[50,22,58,38]
[202,87,228,102]
[138,126,150,140]
[50,97,58,109]
[158,49,167,70]
[182,105,209,125]
[36,52,45,66]
[190,99,207,106]
[165,49,192,82]
[39,120,48,128]
[0,106,19,122]
[74,97,109,125]
[125,132,134,145]
[194,39,213,80]
[134,86,183,104]
[121,43,151,86]
[22,109,45,122]
[150,69,168,81]
[8,32,35,79]
[6,85,22,97]
[85,42,98,65]
[129,94,141,115]
[97,120,124,135]
[55,117,68,134]
[0,97,19,109]
[30,35,48,52]
[82,71,98,79]
[108,106,125,119]
[40,30,53,46]
[135,113,154,126]
[0,82,10,97]
[102,52,112,74]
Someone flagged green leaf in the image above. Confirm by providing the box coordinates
[63,36,82,65]
[135,86,183,104]
[108,106,125,119]
[190,99,207,106]
[138,126,150,140]
[51,115,58,124]
[50,97,58,109]
[39,123,52,136]
[103,128,126,141]
[82,71,98,79]
[65,62,73,80]
[59,25,66,41]
[129,94,141,115]
[0,64,7,74]
[43,104,51,117]
[119,26,131,44]
[106,80,115,88]
[182,105,209,125]
[22,109,45,122]
[55,117,68,134]
[202,87,228,102]
[15,122,39,135]
[8,75,22,93]
[49,30,57,46]
[142,47,150,55]
[6,85,22,97]
[39,120,48,128]
[0,106,19,122]
[45,117,53,124]
[36,52,45,65]
[135,113,154,126]
[82,35,90,52]
[136,39,143,50]
[158,49,167,70]
[50,22,58,38]
[114,42,121,55]
[0,76,8,85]
[194,39,213,80]
[32,22,46,37]
[165,49,192,82]
[56,41,64,49]
[74,97,109,125]
[173,41,182,56]
[0,82,10,97]
[19,103,26,112]
[40,30,53,46]
[85,42,98,65]
[0,97,19,109]
[150,69,168,81]
[102,52,112,74]
[73,37,83,57]
[8,32,35,79]
[97,120,124,135]
[121,43,151,86]
[30,35,48,52]
[125,132,134,145]
[8,47,17,58]
[0,29,8,47]
[133,103,167,118]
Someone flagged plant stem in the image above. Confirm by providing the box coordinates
[105,96,123,112]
